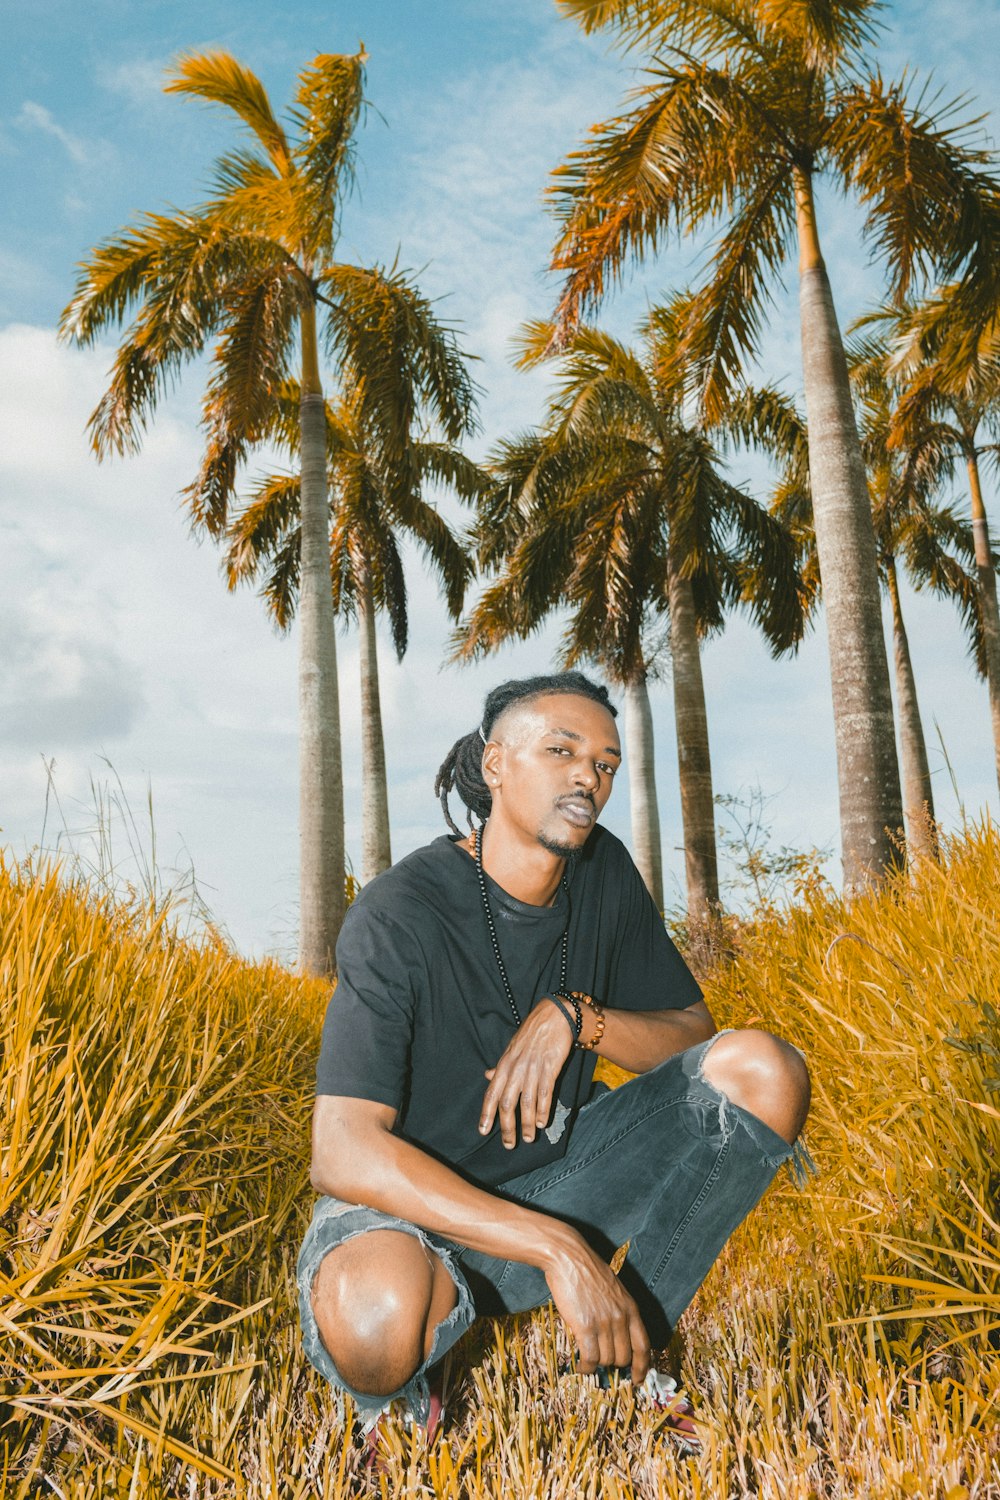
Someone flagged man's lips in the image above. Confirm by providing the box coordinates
[556,796,595,827]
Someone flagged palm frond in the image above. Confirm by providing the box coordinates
[209,146,280,204]
[556,0,775,64]
[677,168,794,421]
[260,528,302,630]
[451,567,559,662]
[414,443,487,505]
[758,0,883,73]
[470,433,551,569]
[60,214,194,347]
[898,504,988,674]
[165,52,291,170]
[717,477,810,651]
[827,74,997,304]
[320,263,480,445]
[714,384,808,473]
[291,51,366,217]
[65,218,296,460]
[205,267,299,440]
[373,527,409,660]
[61,212,279,347]
[548,68,730,335]
[386,480,472,619]
[225,473,302,589]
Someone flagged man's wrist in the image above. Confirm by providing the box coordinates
[531,1215,587,1274]
[546,993,580,1043]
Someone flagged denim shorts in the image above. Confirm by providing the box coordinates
[296,1032,808,1428]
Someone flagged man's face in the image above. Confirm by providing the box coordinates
[483,693,622,858]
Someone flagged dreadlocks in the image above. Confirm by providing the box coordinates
[434,671,618,836]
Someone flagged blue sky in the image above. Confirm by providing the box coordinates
[2,0,998,956]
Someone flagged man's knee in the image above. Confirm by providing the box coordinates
[701,1028,810,1142]
[310,1229,454,1398]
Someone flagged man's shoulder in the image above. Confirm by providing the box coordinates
[578,823,635,878]
[348,835,469,925]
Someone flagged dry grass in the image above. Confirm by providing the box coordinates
[2,826,999,1497]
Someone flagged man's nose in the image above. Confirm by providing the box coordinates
[572,760,599,791]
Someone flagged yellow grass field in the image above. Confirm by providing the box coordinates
[2,828,999,1497]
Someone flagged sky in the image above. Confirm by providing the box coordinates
[2,0,999,959]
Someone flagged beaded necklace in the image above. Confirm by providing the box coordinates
[473,823,569,1028]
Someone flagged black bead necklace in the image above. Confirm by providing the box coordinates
[473,823,569,1028]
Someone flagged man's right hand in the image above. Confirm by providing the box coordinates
[542,1227,651,1384]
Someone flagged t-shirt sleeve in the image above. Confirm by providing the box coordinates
[602,840,703,1014]
[315,902,423,1106]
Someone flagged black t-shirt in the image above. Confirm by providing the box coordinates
[315,826,702,1186]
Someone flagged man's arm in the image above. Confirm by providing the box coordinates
[585,998,716,1073]
[479,998,715,1149]
[310,1094,651,1382]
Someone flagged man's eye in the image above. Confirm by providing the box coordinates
[599,763,617,776]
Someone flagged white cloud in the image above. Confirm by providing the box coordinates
[0,599,144,749]
[0,247,54,322]
[98,58,173,109]
[15,102,95,167]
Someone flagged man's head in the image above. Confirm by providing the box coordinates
[435,672,620,853]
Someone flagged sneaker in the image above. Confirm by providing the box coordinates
[562,1363,702,1454]
[362,1384,445,1469]
[634,1368,701,1453]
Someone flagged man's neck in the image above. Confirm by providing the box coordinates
[465,821,565,907]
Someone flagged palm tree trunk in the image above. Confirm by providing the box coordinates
[886,558,937,859]
[298,300,346,976]
[966,450,1000,797]
[667,554,719,928]
[357,568,392,883]
[794,168,904,891]
[623,671,664,909]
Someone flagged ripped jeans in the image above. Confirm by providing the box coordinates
[297,1032,806,1428]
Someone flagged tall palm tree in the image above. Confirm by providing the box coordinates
[741,373,985,857]
[547,0,1000,890]
[876,295,1000,798]
[59,51,476,973]
[225,378,482,883]
[457,318,805,928]
[856,348,989,847]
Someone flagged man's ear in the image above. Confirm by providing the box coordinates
[481,740,502,786]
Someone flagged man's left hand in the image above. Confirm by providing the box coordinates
[479,999,574,1148]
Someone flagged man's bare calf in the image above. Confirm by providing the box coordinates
[311,1229,457,1398]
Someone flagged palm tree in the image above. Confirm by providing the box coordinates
[547,0,1000,890]
[456,318,805,929]
[856,349,989,847]
[59,51,476,974]
[225,378,482,883]
[876,295,1000,798]
[741,372,985,858]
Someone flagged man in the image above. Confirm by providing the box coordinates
[298,671,810,1449]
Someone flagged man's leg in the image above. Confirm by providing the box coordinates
[297,1202,476,1429]
[613,1029,810,1342]
[454,1029,810,1348]
[311,1229,458,1399]
[699,1029,810,1146]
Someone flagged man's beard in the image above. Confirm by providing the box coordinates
[536,830,584,861]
